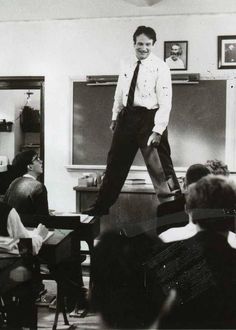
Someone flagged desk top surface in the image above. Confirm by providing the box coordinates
[74,184,156,194]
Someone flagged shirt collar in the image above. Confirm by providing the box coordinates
[133,52,154,66]
[23,173,36,180]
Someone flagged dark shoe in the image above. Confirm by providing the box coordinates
[158,189,182,199]
[82,205,109,216]
[67,287,88,314]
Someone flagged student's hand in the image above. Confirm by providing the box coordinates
[36,224,48,240]
[110,120,117,132]
[147,132,162,147]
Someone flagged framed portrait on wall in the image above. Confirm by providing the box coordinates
[218,35,236,69]
[164,41,188,71]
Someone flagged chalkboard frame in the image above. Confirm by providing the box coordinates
[70,77,236,172]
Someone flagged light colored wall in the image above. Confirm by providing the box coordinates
[0,14,236,211]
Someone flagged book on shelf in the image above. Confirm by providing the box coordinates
[125,178,146,185]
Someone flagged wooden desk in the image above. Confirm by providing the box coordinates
[74,185,158,233]
[21,214,100,256]
[38,229,73,265]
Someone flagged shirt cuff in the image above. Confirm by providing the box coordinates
[112,112,119,121]
[152,125,165,135]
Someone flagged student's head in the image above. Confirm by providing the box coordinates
[91,230,163,329]
[133,26,156,60]
[185,163,211,188]
[12,150,43,177]
[205,159,230,176]
[186,175,236,232]
[170,43,182,60]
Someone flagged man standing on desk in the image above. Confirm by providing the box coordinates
[84,26,179,216]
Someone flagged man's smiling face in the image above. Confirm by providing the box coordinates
[134,34,154,60]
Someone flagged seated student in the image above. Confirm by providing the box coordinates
[4,151,87,311]
[156,164,210,236]
[0,200,48,329]
[158,175,236,329]
[0,201,48,255]
[4,150,49,215]
[91,230,176,329]
[0,154,29,196]
[205,159,230,176]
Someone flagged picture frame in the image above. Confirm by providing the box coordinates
[164,41,188,71]
[218,35,236,69]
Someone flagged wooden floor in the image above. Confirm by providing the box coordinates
[37,279,100,330]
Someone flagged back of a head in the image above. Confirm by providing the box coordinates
[185,163,211,187]
[12,150,37,176]
[91,230,163,329]
[186,175,236,231]
[205,159,230,176]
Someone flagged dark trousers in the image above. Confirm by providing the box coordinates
[96,107,179,210]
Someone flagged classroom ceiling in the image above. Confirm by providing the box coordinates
[0,0,236,22]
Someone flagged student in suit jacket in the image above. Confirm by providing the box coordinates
[4,150,49,216]
[4,151,88,312]
[158,175,236,329]
[156,164,210,236]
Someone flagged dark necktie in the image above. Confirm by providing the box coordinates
[127,60,141,108]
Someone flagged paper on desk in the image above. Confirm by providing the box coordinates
[42,231,54,243]
[51,211,93,223]
[79,214,93,223]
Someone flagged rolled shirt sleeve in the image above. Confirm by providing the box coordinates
[153,62,172,134]
[112,60,125,121]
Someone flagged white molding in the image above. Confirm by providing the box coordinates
[225,78,236,170]
[65,164,187,173]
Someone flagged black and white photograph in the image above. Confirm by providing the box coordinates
[164,41,188,70]
[218,35,236,69]
[1,1,236,330]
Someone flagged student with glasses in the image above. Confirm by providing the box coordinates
[4,150,49,215]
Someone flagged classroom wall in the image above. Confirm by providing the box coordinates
[0,13,236,211]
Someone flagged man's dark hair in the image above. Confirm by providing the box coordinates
[12,150,37,176]
[185,164,211,187]
[91,230,164,329]
[133,26,156,44]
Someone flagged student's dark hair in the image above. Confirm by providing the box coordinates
[186,175,236,231]
[133,26,157,44]
[91,230,164,329]
[185,163,211,187]
[12,150,37,176]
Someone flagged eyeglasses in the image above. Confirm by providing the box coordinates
[32,155,42,163]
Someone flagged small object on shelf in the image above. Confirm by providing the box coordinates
[0,119,13,132]
[78,173,96,187]
[20,106,40,132]
[125,178,146,185]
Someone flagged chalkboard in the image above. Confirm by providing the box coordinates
[73,80,226,168]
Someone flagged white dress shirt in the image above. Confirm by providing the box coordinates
[112,52,172,135]
[159,220,236,249]
[7,208,43,255]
